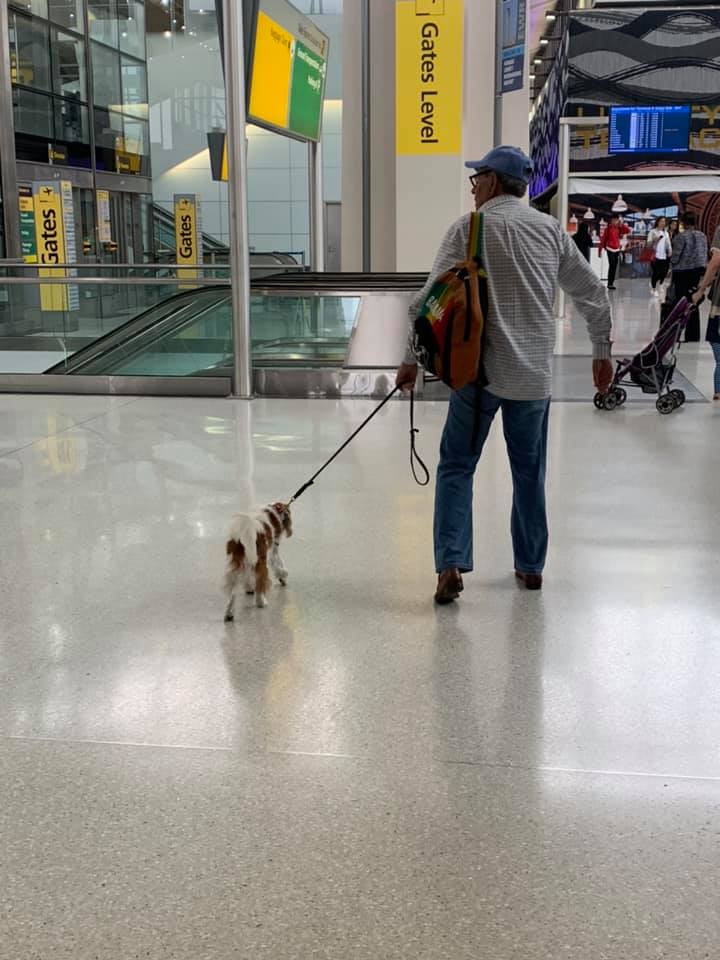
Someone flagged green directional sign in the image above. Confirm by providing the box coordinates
[246,0,330,143]
[288,40,326,141]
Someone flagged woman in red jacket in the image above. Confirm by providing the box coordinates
[599,214,632,291]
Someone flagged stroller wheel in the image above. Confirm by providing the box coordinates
[593,392,606,410]
[656,394,675,415]
[603,393,618,411]
[613,387,627,407]
[671,389,686,407]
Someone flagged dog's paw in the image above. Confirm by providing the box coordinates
[245,589,255,595]
[224,613,235,623]
[278,574,288,586]
[255,594,268,609]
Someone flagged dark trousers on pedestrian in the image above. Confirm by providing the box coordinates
[434,386,551,577]
[672,267,704,341]
[651,258,670,289]
[606,250,620,287]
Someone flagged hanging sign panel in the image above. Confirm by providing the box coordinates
[59,180,79,311]
[174,194,203,283]
[501,0,527,94]
[96,189,112,243]
[19,185,37,263]
[396,0,464,156]
[33,182,72,312]
[246,0,329,142]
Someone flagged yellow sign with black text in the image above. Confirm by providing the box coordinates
[174,194,201,283]
[33,182,68,311]
[396,0,463,156]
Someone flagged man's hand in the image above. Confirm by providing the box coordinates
[692,289,705,306]
[396,362,418,393]
[593,358,614,395]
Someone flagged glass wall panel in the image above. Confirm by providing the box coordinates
[55,98,89,143]
[121,113,149,156]
[51,29,87,100]
[48,0,85,32]
[9,13,51,91]
[119,0,145,59]
[88,0,119,47]
[13,87,53,138]
[121,57,147,115]
[94,105,123,151]
[91,41,120,107]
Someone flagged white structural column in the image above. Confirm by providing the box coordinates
[341,0,530,273]
[223,0,253,398]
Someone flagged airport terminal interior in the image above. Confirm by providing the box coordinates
[1,1,720,957]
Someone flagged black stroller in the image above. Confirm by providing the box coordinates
[594,297,691,415]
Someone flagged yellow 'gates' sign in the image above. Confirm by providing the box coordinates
[396,0,463,156]
[174,194,201,282]
[33,182,68,311]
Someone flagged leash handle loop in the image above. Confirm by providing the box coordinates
[287,385,430,505]
[409,390,430,487]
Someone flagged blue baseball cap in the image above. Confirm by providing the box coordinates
[466,146,534,185]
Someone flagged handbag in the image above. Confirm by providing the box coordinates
[639,246,655,263]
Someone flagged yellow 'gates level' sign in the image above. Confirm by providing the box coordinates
[396,0,463,156]
[33,182,68,311]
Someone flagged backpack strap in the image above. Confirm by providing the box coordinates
[467,211,484,265]
[467,211,489,453]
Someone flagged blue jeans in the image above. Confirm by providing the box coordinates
[712,342,720,395]
[434,386,551,575]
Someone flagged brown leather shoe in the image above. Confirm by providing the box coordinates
[515,570,543,591]
[435,568,464,605]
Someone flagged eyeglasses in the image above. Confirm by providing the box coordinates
[469,171,490,188]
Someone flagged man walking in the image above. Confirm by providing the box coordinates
[396,146,613,603]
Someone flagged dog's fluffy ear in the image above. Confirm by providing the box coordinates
[273,502,293,537]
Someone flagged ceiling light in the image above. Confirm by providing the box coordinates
[540,37,549,46]
[612,194,628,213]
[545,12,557,22]
[583,208,595,220]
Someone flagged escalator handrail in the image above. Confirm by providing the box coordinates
[45,285,231,374]
[76,296,235,376]
[152,203,229,254]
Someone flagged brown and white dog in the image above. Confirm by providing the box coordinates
[224,502,293,620]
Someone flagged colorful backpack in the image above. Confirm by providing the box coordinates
[413,212,487,390]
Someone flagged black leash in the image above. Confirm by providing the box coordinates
[409,388,430,487]
[288,388,429,506]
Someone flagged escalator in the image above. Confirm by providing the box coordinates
[45,273,427,396]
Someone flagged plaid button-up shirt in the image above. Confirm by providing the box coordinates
[406,195,612,400]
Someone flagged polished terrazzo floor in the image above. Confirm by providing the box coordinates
[2,283,720,958]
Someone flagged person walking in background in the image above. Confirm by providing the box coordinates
[669,218,680,244]
[646,216,672,297]
[395,146,613,603]
[599,213,631,291]
[671,212,708,341]
[692,221,720,399]
[573,221,592,263]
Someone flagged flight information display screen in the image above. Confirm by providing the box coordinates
[609,105,691,154]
